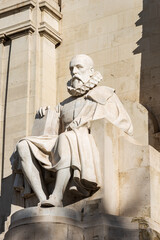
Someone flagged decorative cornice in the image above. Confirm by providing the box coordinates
[0,21,35,41]
[38,22,62,45]
[39,1,62,20]
[0,0,36,18]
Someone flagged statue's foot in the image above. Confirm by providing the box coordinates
[69,185,90,197]
[40,195,63,207]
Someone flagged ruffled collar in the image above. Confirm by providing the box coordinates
[67,71,103,97]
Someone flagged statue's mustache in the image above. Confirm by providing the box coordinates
[72,75,83,82]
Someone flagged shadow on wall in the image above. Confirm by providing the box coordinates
[134,0,160,151]
[0,175,13,234]
[0,39,14,234]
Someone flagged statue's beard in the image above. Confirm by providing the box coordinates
[71,76,84,89]
[67,71,103,97]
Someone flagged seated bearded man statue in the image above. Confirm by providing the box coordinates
[12,54,133,207]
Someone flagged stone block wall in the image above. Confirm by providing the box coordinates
[0,0,62,235]
[56,0,142,104]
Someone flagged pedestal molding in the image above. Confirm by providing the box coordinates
[9,207,81,230]
[9,205,139,230]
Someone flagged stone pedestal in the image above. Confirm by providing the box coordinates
[4,199,140,240]
[4,206,82,240]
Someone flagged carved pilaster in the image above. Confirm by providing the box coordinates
[39,1,62,45]
[0,0,62,233]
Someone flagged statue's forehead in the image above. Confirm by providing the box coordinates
[70,56,88,67]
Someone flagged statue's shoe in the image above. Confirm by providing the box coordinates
[40,196,63,207]
[69,185,90,197]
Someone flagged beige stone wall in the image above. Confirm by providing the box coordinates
[0,0,62,234]
[0,43,10,187]
[56,0,142,103]
[55,0,160,226]
[0,0,62,179]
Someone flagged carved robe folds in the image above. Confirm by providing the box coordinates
[12,86,133,197]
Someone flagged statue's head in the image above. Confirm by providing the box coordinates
[67,54,102,97]
[69,54,94,89]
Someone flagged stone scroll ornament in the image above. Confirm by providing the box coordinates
[11,54,133,207]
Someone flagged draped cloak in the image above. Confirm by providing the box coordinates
[11,86,133,197]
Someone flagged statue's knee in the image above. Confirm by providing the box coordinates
[59,132,66,137]
[58,132,67,142]
[17,140,28,154]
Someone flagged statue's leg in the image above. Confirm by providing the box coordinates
[17,140,48,202]
[41,167,71,207]
[41,132,71,207]
[53,167,71,199]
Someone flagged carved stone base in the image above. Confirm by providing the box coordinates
[4,199,141,240]
[4,207,82,240]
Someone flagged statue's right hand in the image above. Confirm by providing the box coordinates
[37,106,50,118]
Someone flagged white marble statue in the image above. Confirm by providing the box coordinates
[12,54,133,207]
